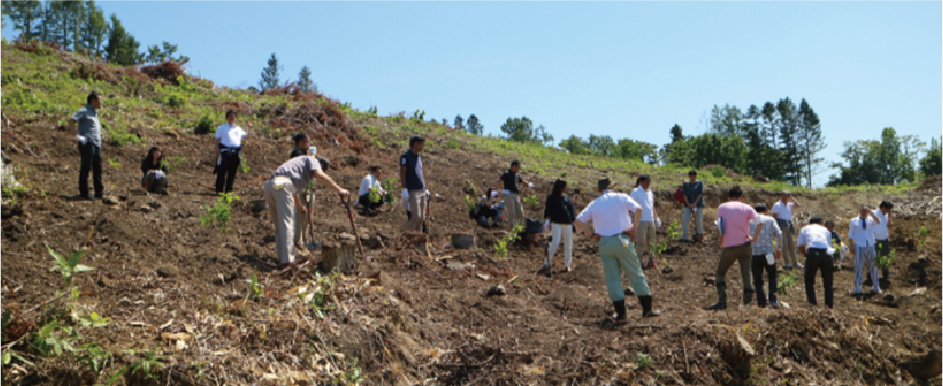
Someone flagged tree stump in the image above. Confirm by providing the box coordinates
[451,233,476,249]
[322,241,357,273]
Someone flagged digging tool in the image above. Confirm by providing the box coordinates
[342,195,364,256]
[306,192,317,249]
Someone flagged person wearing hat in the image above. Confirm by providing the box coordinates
[400,136,428,232]
[265,154,349,267]
[797,215,836,308]
[708,186,761,310]
[680,170,705,242]
[574,178,661,321]
[498,160,531,230]
[750,203,783,308]
[848,205,883,297]
[771,190,802,270]
[630,174,660,268]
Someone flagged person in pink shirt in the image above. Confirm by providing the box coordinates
[708,186,762,310]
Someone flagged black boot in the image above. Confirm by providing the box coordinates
[613,300,627,321]
[707,301,727,310]
[708,281,728,310]
[639,295,661,317]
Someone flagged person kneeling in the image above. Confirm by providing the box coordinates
[141,146,168,194]
[358,166,386,215]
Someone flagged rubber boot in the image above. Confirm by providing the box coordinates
[639,295,661,317]
[742,289,754,306]
[613,300,627,321]
[708,281,728,310]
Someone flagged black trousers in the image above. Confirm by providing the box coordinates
[751,255,778,306]
[78,142,103,197]
[215,151,240,194]
[804,249,834,308]
[875,239,890,279]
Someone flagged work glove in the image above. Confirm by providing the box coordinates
[401,189,409,199]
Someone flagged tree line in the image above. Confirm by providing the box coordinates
[2,0,187,66]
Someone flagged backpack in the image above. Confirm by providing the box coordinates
[673,187,685,204]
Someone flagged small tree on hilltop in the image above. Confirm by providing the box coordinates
[298,65,316,94]
[259,52,281,91]
[467,114,484,135]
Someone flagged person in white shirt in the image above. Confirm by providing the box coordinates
[358,166,386,214]
[872,201,894,282]
[797,216,835,308]
[629,174,660,269]
[214,110,248,194]
[574,178,661,322]
[848,205,883,297]
[771,190,802,270]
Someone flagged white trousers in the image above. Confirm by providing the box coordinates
[546,223,574,268]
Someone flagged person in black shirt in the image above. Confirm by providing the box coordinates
[543,179,577,273]
[400,136,428,232]
[498,160,531,230]
[140,146,168,194]
[825,220,845,270]
[476,188,500,226]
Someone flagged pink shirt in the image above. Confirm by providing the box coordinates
[717,201,757,248]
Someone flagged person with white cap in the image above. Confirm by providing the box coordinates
[771,190,802,270]
[574,178,661,321]
[265,154,348,267]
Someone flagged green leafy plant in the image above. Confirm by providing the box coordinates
[342,356,364,385]
[165,93,186,108]
[299,270,339,319]
[710,165,726,179]
[635,352,652,371]
[445,138,460,149]
[876,249,896,271]
[46,244,94,312]
[193,113,215,135]
[201,193,240,231]
[107,157,121,168]
[2,185,28,198]
[31,320,79,357]
[777,270,800,296]
[109,346,165,384]
[493,225,524,258]
[77,341,111,374]
[382,178,398,203]
[464,195,477,212]
[237,161,250,174]
[165,155,187,172]
[523,194,540,206]
[368,186,382,204]
[248,272,263,302]
[918,226,928,249]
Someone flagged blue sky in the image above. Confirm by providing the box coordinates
[4,2,941,186]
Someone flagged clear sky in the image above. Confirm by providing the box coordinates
[4,2,941,186]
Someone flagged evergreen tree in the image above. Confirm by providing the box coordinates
[920,137,942,176]
[258,52,282,91]
[298,65,315,94]
[466,114,483,135]
[670,124,683,143]
[453,115,464,131]
[500,116,535,143]
[559,135,590,155]
[80,0,107,55]
[104,13,141,65]
[2,0,42,41]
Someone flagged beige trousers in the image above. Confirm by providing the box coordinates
[506,193,525,230]
[634,220,657,263]
[264,177,295,265]
[405,190,427,232]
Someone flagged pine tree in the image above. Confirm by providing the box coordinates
[104,13,141,65]
[80,0,107,55]
[298,65,315,94]
[2,0,42,41]
[453,115,464,131]
[466,114,483,135]
[259,53,281,91]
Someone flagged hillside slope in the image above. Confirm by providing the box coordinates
[1,42,941,385]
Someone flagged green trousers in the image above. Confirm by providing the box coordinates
[598,234,652,301]
[716,244,753,303]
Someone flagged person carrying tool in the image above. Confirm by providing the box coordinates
[264,154,348,267]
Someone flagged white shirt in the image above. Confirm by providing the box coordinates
[215,123,247,148]
[358,174,383,197]
[872,209,889,240]
[771,200,795,221]
[848,216,877,247]
[576,190,640,237]
[797,224,831,249]
[629,186,655,221]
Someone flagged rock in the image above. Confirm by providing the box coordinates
[148,201,162,209]
[451,233,476,249]
[910,287,927,296]
[156,266,178,278]
[137,205,152,212]
[101,195,119,205]
[907,349,942,381]
[487,285,506,296]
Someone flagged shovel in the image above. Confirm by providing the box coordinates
[341,195,364,256]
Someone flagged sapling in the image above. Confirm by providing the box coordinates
[918,226,928,249]
[201,193,240,232]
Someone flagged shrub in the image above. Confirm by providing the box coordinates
[193,113,215,135]
[201,193,240,231]
[165,94,186,108]
[445,139,460,149]
[710,165,726,179]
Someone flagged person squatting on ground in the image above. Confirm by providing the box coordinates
[772,190,802,270]
[542,179,577,273]
[630,174,661,268]
[872,201,894,282]
[140,146,168,194]
[400,136,428,232]
[264,154,349,267]
[797,215,836,308]
[750,204,782,308]
[69,90,105,201]
[848,205,883,297]
[825,220,845,270]
[680,170,705,242]
[358,166,386,214]
[499,160,531,230]
[214,110,247,194]
[475,188,501,227]
[708,186,761,311]
[574,178,661,321]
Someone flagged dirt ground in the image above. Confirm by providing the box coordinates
[2,56,942,386]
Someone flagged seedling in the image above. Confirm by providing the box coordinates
[918,226,928,249]
[248,272,263,302]
[493,225,524,258]
[107,157,121,168]
[201,193,240,231]
[237,162,250,174]
[464,195,477,212]
[876,249,896,271]
[30,320,79,357]
[298,270,339,319]
[777,270,799,296]
[523,194,540,206]
[109,346,165,384]
[46,244,94,312]
[368,186,382,205]
[635,352,652,371]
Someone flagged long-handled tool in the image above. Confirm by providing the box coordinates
[341,195,364,256]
